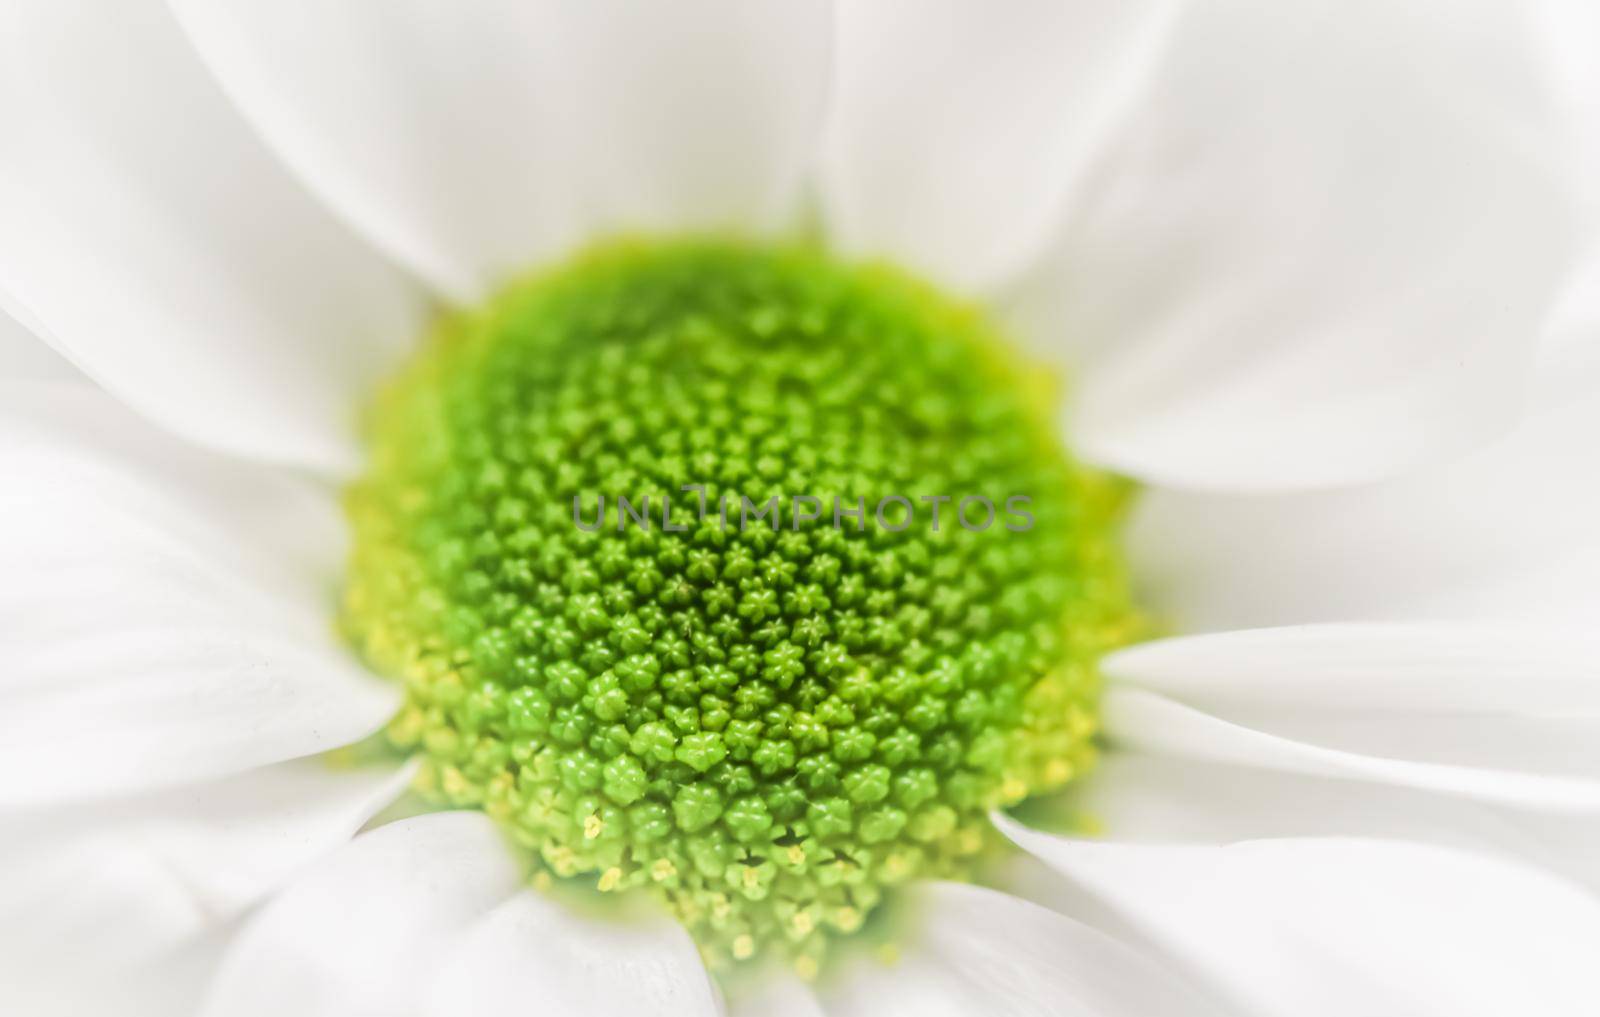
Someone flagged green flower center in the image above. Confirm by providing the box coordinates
[343,240,1138,976]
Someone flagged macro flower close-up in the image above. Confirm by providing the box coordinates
[5,1,1600,1015]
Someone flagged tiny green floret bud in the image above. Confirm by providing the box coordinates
[343,239,1139,974]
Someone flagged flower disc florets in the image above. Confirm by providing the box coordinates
[344,240,1138,973]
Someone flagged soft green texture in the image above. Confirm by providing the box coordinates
[343,240,1138,975]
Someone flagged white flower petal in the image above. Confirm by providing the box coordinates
[0,303,76,381]
[0,758,413,977]
[171,0,832,300]
[1537,0,1600,209]
[0,931,226,1017]
[1104,625,1600,811]
[0,1,424,473]
[1536,236,1600,405]
[1107,687,1600,813]
[0,387,398,806]
[820,0,1177,295]
[200,812,521,1017]
[824,882,1226,1017]
[1128,388,1600,632]
[1000,821,1600,1017]
[424,891,719,1017]
[1004,0,1582,491]
[1039,751,1600,897]
[1054,751,1537,852]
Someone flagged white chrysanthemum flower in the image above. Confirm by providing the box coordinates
[4,2,1600,1016]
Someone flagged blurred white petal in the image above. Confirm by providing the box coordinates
[0,759,412,975]
[172,0,832,300]
[0,931,227,1017]
[0,386,398,806]
[1037,751,1600,896]
[1129,387,1600,632]
[200,812,521,1017]
[0,302,77,382]
[1104,624,1600,811]
[0,0,423,473]
[824,882,1226,1017]
[1536,241,1600,406]
[1536,0,1600,210]
[424,891,719,1017]
[1004,0,1583,491]
[1001,820,1600,1017]
[821,0,1176,294]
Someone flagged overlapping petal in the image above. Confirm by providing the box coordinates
[423,889,719,1017]
[820,0,1176,294]
[200,811,721,1017]
[1128,388,1600,632]
[1000,0,1583,491]
[0,760,412,975]
[1102,624,1600,812]
[0,304,75,381]
[0,386,399,806]
[1024,751,1600,899]
[1001,820,1600,1017]
[0,0,423,473]
[198,812,521,1017]
[171,0,832,301]
[823,882,1226,1017]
